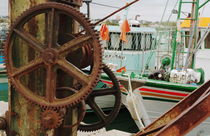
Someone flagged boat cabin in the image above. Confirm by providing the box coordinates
[95,25,157,75]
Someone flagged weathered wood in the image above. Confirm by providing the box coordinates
[9,1,48,136]
[9,0,82,135]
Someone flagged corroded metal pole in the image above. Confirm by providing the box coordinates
[9,0,82,135]
[93,0,140,26]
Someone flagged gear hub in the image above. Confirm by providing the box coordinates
[42,48,58,65]
[4,2,102,108]
[41,109,63,129]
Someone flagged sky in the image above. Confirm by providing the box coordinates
[1,0,210,22]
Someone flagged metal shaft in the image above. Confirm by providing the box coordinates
[93,0,140,26]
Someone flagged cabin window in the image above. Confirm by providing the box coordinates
[123,34,132,50]
[107,32,121,50]
[151,34,156,49]
[145,34,151,50]
[137,33,142,50]
[107,33,112,49]
[131,33,137,50]
[106,31,155,51]
[141,34,146,50]
[132,33,142,50]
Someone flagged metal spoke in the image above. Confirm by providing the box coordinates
[57,59,89,85]
[87,99,107,123]
[58,35,92,55]
[14,29,44,53]
[11,58,43,78]
[47,8,59,48]
[45,65,56,102]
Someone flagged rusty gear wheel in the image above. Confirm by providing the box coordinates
[41,109,63,129]
[78,64,122,131]
[56,87,86,129]
[4,2,102,108]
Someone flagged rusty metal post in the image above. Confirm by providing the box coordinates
[8,0,82,135]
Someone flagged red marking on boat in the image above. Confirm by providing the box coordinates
[139,88,188,97]
[101,80,123,87]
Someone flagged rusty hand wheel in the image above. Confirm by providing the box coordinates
[4,2,102,108]
[78,64,122,131]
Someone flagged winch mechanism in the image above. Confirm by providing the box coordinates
[5,2,102,108]
[1,1,121,135]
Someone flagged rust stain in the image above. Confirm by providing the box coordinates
[28,18,38,37]
[29,0,37,7]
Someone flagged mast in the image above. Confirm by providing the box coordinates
[172,0,210,70]
[171,0,200,69]
[184,0,199,69]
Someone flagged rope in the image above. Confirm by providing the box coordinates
[91,2,120,9]
[167,0,179,23]
[160,0,170,23]
[200,0,207,16]
[127,76,145,130]
[184,22,199,69]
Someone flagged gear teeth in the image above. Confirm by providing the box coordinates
[78,64,121,131]
[42,106,57,111]
[41,109,63,129]
[5,2,103,109]
[91,25,95,30]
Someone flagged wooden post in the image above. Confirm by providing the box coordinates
[9,0,82,135]
[9,1,47,135]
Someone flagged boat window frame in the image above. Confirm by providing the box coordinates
[106,31,155,51]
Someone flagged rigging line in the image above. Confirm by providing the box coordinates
[91,2,120,9]
[160,0,170,23]
[201,0,207,16]
[167,0,179,23]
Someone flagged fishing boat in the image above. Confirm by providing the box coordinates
[1,0,210,134]
[96,0,210,135]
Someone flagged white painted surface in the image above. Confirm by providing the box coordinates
[0,101,7,116]
[0,101,7,136]
[195,49,210,81]
[78,128,132,136]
